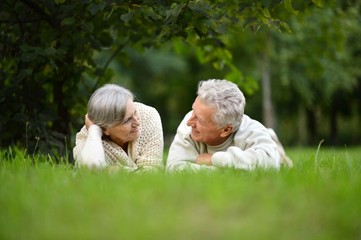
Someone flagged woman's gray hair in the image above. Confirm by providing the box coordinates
[87,84,134,128]
[197,79,246,131]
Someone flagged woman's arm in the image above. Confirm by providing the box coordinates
[73,123,106,169]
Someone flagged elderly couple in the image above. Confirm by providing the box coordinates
[73,79,292,172]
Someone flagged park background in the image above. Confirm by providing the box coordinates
[1,1,361,240]
[1,0,360,159]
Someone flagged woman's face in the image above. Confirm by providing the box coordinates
[103,99,141,148]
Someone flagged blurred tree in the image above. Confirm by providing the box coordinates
[1,0,309,157]
[274,5,360,145]
[203,0,361,146]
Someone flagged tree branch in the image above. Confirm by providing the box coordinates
[92,44,124,92]
[18,0,59,29]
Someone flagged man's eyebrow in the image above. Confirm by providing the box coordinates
[194,110,205,121]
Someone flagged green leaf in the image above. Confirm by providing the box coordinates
[242,75,259,95]
[17,68,33,80]
[212,60,225,70]
[215,23,227,35]
[20,44,33,52]
[311,0,324,7]
[43,47,57,56]
[87,2,106,16]
[262,8,271,18]
[121,12,134,23]
[61,17,75,26]
[165,3,185,20]
[98,31,113,48]
[83,22,94,33]
[284,0,299,15]
[95,67,104,76]
[280,22,292,33]
[21,52,38,62]
[103,9,114,21]
[55,0,66,4]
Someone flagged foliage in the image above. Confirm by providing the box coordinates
[0,0,316,157]
[276,6,359,108]
[0,146,361,239]
[271,3,361,144]
[209,1,361,145]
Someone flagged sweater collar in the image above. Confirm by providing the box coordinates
[206,132,235,153]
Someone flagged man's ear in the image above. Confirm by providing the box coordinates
[220,125,233,138]
[103,128,110,136]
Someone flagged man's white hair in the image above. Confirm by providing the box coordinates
[197,79,246,131]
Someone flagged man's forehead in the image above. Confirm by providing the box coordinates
[193,98,215,122]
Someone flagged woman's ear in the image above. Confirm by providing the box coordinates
[220,125,233,138]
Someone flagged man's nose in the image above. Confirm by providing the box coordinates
[187,115,195,126]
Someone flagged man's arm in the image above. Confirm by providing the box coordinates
[166,112,215,172]
[211,117,281,170]
[166,131,201,172]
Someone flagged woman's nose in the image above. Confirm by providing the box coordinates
[133,116,140,125]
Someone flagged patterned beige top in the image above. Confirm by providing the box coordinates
[73,102,164,171]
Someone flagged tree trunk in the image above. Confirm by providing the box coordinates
[298,107,307,146]
[261,36,275,129]
[330,102,338,146]
[52,79,70,137]
[306,108,317,145]
[52,56,72,138]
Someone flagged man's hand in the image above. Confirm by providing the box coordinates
[195,153,213,166]
[85,114,94,129]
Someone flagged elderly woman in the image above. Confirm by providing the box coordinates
[73,84,164,171]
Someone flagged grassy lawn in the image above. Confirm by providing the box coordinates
[0,146,360,240]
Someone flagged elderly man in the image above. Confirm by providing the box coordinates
[166,79,292,172]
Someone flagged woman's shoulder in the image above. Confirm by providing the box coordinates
[135,102,159,115]
[134,102,161,125]
[134,102,163,137]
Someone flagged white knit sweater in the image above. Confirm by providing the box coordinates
[166,111,291,172]
[73,102,164,171]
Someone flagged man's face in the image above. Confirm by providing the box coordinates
[186,97,229,146]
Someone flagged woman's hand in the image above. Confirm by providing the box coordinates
[85,114,94,129]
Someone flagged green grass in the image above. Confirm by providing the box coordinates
[0,146,360,240]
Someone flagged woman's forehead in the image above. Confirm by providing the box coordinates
[124,100,136,115]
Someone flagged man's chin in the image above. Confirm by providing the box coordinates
[190,133,201,142]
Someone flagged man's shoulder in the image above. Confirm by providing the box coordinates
[235,114,269,137]
[240,114,265,128]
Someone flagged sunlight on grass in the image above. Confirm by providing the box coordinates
[0,146,360,240]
